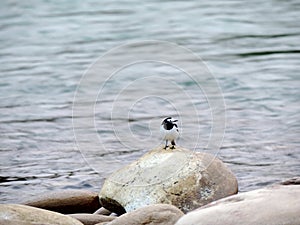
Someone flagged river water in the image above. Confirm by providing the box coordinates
[0,0,299,203]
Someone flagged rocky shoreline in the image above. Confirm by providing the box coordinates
[0,146,299,225]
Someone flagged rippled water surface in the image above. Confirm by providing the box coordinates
[1,0,299,203]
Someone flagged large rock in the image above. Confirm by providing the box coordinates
[22,190,101,214]
[99,146,238,213]
[0,204,83,225]
[175,181,300,225]
[101,204,184,225]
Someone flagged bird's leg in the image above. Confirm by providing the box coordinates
[164,140,168,149]
[170,140,176,149]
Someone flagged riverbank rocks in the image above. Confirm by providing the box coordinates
[99,146,238,213]
[100,204,184,225]
[21,190,101,214]
[0,204,83,225]
[175,181,300,225]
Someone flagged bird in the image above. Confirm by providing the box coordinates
[160,117,179,149]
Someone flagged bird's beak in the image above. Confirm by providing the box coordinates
[172,119,178,122]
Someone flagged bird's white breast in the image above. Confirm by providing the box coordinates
[160,125,179,141]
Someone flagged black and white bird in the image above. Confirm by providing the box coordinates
[160,117,179,149]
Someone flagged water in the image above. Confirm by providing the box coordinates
[1,0,299,203]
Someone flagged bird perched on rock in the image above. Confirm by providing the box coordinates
[160,117,179,149]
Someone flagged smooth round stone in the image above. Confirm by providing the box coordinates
[100,204,184,225]
[22,190,101,214]
[99,146,238,213]
[175,183,300,225]
[0,204,83,225]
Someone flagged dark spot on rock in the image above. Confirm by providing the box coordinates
[99,197,126,215]
[224,196,244,203]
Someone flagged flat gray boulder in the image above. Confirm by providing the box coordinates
[99,146,238,213]
[175,180,300,225]
[0,204,83,225]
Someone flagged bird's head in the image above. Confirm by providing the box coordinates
[162,117,178,125]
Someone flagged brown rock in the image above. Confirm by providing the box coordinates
[102,204,184,225]
[175,184,300,225]
[69,214,116,225]
[0,204,83,225]
[280,177,300,185]
[99,146,238,213]
[21,190,101,214]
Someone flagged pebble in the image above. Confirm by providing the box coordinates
[69,213,116,225]
[93,207,112,215]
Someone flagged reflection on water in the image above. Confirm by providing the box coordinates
[0,0,299,203]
